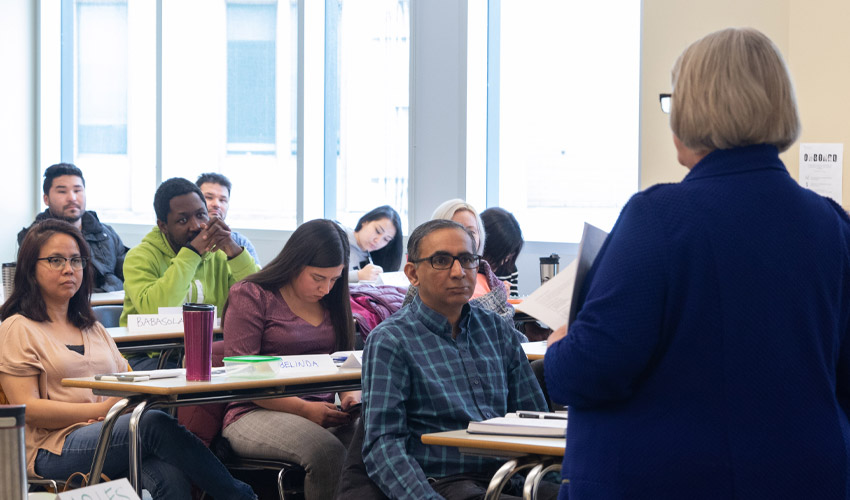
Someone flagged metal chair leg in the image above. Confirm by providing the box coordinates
[277,467,286,500]
[87,397,131,484]
[128,399,150,496]
[484,456,539,500]
[523,459,561,500]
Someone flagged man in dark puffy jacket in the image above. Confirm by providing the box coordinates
[18,163,128,292]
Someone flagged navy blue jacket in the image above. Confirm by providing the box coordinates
[18,210,128,292]
[546,145,850,499]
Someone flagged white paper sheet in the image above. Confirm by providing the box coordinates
[800,143,843,204]
[515,222,609,330]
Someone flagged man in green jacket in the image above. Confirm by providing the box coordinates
[121,177,260,369]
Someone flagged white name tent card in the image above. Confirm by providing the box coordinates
[57,478,141,500]
[127,310,220,333]
[331,350,364,368]
[278,354,338,373]
[126,314,184,333]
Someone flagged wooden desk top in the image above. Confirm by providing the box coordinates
[62,368,361,396]
[91,290,125,306]
[522,341,547,361]
[422,429,565,457]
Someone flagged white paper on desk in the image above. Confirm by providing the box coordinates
[128,368,185,379]
[377,271,410,288]
[278,354,338,373]
[800,143,843,204]
[515,223,608,330]
[57,478,141,500]
[521,341,547,357]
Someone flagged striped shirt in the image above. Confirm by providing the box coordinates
[496,269,520,298]
[362,296,546,499]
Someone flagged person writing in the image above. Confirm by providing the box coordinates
[221,219,360,500]
[0,220,255,500]
[344,205,403,282]
[545,28,850,499]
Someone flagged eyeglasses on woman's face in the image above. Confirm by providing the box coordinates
[659,93,671,114]
[36,256,87,271]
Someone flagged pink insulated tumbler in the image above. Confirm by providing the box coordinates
[183,303,215,381]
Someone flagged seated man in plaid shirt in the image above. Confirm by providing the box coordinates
[361,219,555,500]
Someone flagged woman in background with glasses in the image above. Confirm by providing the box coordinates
[545,28,850,499]
[0,219,255,500]
[404,199,514,320]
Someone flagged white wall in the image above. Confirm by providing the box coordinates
[0,0,37,264]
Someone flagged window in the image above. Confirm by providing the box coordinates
[161,0,297,229]
[468,0,641,242]
[41,0,408,232]
[76,1,128,155]
[326,0,411,232]
[227,2,277,151]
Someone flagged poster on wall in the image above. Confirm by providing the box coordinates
[799,143,843,204]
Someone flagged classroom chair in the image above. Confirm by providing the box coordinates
[92,304,123,328]
[1,382,124,493]
[178,341,305,500]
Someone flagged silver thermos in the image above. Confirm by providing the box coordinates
[539,254,560,285]
[0,404,27,500]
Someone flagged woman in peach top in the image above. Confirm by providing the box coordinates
[0,219,254,500]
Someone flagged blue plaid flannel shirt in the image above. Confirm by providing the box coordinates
[362,296,547,499]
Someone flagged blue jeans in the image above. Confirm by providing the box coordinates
[35,410,255,500]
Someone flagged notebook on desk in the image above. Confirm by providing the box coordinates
[467,415,567,438]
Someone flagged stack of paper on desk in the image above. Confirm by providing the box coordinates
[467,416,567,437]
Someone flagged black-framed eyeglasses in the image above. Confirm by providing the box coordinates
[37,256,87,270]
[659,93,671,114]
[409,252,480,270]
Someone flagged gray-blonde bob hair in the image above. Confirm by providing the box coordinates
[671,27,800,153]
[431,199,486,254]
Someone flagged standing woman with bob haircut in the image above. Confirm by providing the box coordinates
[346,205,404,282]
[0,220,255,500]
[221,219,359,500]
[545,28,850,499]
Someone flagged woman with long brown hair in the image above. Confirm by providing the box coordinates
[221,219,359,500]
[0,219,255,500]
